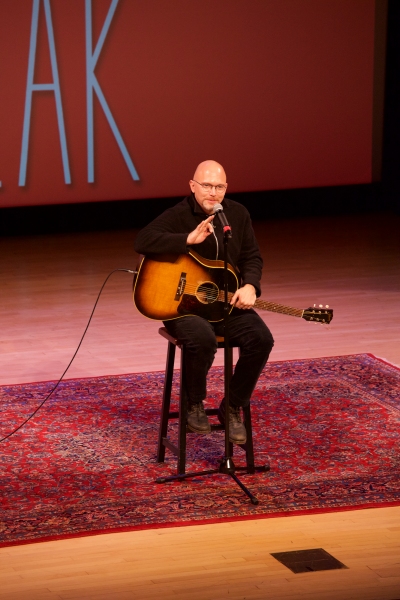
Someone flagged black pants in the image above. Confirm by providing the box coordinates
[163,308,274,408]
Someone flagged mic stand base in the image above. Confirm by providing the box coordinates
[218,456,235,474]
[155,457,261,505]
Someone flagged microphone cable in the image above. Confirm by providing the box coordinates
[0,268,136,443]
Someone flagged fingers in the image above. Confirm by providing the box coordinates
[230,290,239,305]
[187,216,214,245]
[236,301,252,309]
[202,215,214,233]
[231,295,252,308]
[230,285,256,309]
[196,216,215,236]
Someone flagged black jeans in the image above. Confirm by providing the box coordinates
[163,309,274,408]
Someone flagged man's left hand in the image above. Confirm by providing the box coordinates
[230,284,256,309]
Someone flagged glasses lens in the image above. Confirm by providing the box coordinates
[199,183,225,192]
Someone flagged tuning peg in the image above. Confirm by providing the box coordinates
[313,303,330,309]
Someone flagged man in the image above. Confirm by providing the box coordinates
[134,160,274,444]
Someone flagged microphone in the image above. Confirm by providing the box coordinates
[212,203,232,237]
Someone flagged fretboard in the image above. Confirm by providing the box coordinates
[217,291,303,319]
[254,299,303,318]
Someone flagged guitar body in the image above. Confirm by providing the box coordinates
[133,251,239,321]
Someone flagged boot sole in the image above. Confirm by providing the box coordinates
[187,422,211,434]
[217,411,247,445]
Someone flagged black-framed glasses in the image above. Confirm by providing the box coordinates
[192,179,227,193]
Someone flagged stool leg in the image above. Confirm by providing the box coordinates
[227,347,234,459]
[177,345,188,475]
[157,341,176,463]
[242,405,255,474]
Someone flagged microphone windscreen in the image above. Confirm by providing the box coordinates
[212,203,223,213]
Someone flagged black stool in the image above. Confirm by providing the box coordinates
[156,326,262,477]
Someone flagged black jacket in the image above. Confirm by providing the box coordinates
[134,194,263,296]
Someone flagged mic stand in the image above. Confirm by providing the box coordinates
[155,226,259,505]
[217,228,259,504]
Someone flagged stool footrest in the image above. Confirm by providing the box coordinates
[187,424,225,433]
[205,408,219,416]
[167,407,220,420]
[210,424,225,432]
[167,411,179,419]
[162,437,179,457]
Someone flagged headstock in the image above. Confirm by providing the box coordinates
[302,304,333,324]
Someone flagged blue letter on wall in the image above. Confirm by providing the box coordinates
[19,0,71,186]
[86,0,139,183]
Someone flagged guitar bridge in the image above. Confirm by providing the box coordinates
[174,272,186,300]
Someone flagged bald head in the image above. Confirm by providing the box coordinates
[189,160,228,215]
[193,160,226,182]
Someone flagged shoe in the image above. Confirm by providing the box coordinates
[187,402,211,434]
[218,400,247,445]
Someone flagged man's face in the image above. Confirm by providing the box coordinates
[189,164,227,215]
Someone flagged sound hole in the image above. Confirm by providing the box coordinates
[195,281,219,304]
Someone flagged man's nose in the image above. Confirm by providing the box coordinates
[209,186,217,196]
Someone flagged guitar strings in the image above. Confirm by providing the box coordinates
[180,283,300,314]
[181,283,298,310]
[178,282,330,321]
[180,283,225,301]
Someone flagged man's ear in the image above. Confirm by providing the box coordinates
[189,180,196,194]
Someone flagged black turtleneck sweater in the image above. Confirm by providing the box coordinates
[134,194,263,296]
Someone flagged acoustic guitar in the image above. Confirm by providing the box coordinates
[133,250,333,324]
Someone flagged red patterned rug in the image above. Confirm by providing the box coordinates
[1,353,399,547]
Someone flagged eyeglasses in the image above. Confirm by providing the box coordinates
[192,180,227,193]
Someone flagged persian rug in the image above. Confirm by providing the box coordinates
[0,353,399,547]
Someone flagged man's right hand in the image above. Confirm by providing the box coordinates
[186,215,215,245]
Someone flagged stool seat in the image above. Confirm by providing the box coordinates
[158,326,227,347]
[157,326,257,476]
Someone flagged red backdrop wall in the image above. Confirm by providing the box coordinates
[0,0,377,207]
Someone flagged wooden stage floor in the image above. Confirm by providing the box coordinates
[0,211,399,599]
[1,212,399,385]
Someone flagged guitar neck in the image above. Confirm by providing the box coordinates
[219,291,303,319]
[254,298,303,318]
